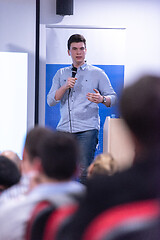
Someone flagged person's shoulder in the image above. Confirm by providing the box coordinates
[53,66,72,79]
[0,195,35,240]
[0,175,30,202]
[87,165,138,196]
[67,181,86,194]
[0,195,26,219]
[85,64,106,75]
[57,65,72,73]
[87,163,140,189]
[86,159,156,206]
[85,63,100,71]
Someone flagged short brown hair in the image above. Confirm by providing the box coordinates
[24,127,80,180]
[120,75,160,147]
[67,34,86,50]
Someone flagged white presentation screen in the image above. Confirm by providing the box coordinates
[0,52,28,159]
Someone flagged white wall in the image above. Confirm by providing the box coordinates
[1,0,160,127]
[0,52,28,158]
[0,0,36,130]
[41,0,160,84]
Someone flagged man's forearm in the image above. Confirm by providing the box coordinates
[55,85,68,101]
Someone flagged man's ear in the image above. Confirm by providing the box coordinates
[22,147,26,161]
[33,157,43,173]
[22,148,30,173]
[68,49,71,56]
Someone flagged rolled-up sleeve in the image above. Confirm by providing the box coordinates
[107,94,117,107]
[47,70,60,106]
[98,70,117,107]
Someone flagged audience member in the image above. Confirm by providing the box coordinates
[56,74,160,240]
[1,150,22,172]
[0,155,21,193]
[0,126,85,240]
[0,149,31,203]
[87,153,118,178]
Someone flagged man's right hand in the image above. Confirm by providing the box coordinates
[66,77,77,89]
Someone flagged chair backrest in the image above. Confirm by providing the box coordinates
[25,200,53,240]
[26,201,78,240]
[101,217,160,240]
[82,199,160,240]
[43,204,78,240]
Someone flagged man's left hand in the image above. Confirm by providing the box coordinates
[87,89,103,103]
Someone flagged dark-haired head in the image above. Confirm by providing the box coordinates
[38,131,80,180]
[0,156,21,191]
[67,34,86,50]
[24,126,53,162]
[120,74,160,148]
[24,127,80,181]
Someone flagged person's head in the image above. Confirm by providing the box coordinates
[67,34,86,50]
[120,74,160,149]
[67,34,87,68]
[22,126,52,173]
[0,155,21,192]
[1,150,22,172]
[87,153,118,178]
[23,126,80,181]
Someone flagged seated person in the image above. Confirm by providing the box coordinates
[87,153,118,178]
[1,150,22,172]
[0,150,32,203]
[0,127,86,240]
[0,155,21,193]
[56,74,160,240]
[0,150,22,172]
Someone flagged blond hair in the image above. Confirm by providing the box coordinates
[87,153,118,178]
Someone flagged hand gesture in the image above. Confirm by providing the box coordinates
[87,89,103,103]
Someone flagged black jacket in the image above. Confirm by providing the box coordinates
[56,149,160,240]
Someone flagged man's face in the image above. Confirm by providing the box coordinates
[68,42,87,67]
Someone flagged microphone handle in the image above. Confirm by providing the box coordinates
[69,70,77,93]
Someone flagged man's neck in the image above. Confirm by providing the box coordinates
[73,61,86,69]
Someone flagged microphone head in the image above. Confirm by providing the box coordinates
[72,66,77,78]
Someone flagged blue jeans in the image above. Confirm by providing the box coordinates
[73,129,99,184]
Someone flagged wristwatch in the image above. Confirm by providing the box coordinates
[102,96,107,103]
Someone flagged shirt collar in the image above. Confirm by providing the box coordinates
[70,61,87,71]
[80,62,87,70]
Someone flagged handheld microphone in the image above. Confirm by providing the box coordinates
[68,66,77,132]
[69,66,77,94]
[72,66,77,78]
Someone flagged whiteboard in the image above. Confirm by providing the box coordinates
[0,52,28,159]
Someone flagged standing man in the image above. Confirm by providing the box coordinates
[47,34,117,183]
